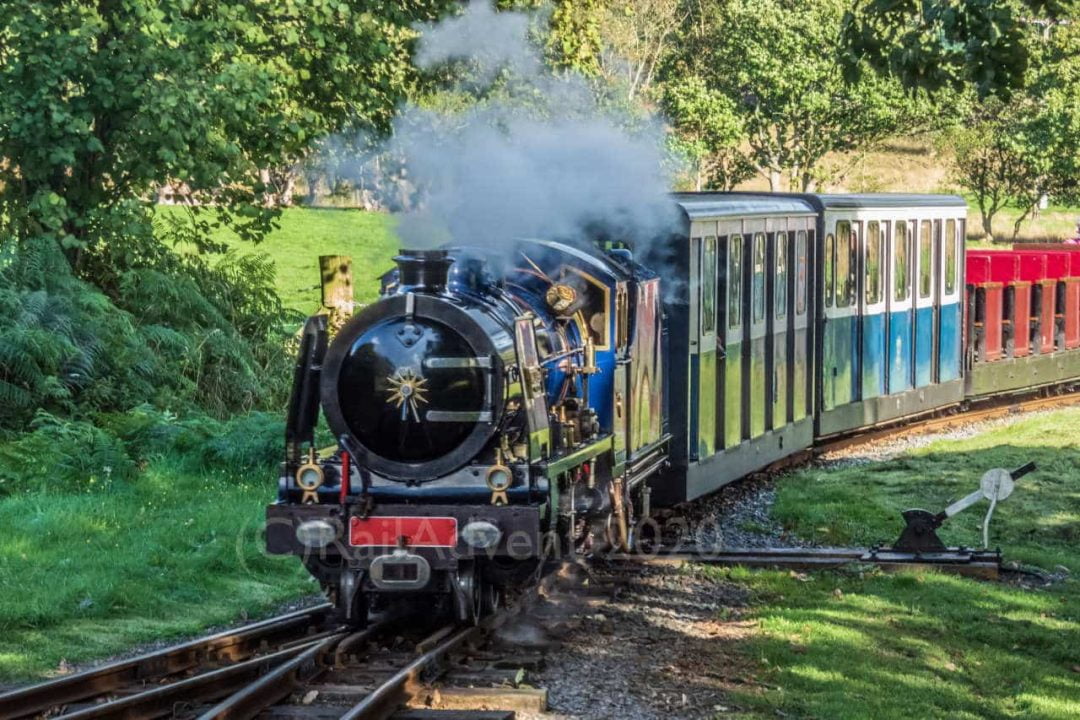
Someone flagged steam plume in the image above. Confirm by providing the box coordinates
[347,1,679,254]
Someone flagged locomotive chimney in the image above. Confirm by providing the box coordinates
[394,249,454,293]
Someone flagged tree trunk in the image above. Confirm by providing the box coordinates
[768,169,782,192]
[981,211,995,242]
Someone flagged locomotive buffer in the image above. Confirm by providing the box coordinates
[648,463,1036,579]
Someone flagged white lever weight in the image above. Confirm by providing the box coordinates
[941,468,1017,549]
[980,468,1015,549]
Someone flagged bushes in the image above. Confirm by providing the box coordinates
[0,407,285,496]
[0,218,298,430]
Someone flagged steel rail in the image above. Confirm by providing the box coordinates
[0,603,331,720]
[196,630,351,720]
[613,546,1002,578]
[340,625,478,720]
[51,642,317,720]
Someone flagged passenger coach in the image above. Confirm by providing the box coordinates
[803,194,967,437]
[657,194,818,504]
[653,193,968,504]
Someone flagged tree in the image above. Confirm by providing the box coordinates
[945,22,1080,240]
[842,0,1078,98]
[0,1,453,273]
[671,0,930,191]
[598,0,687,103]
[663,76,754,190]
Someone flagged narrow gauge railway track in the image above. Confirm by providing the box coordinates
[814,386,1080,456]
[0,602,551,720]
[0,604,334,720]
[191,597,551,720]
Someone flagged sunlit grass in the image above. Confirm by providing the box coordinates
[719,408,1080,719]
[156,206,399,312]
[0,462,313,681]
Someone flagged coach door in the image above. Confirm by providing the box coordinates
[748,230,768,437]
[822,219,857,410]
[914,219,936,386]
[691,233,718,460]
[792,229,811,421]
[887,220,915,393]
[860,220,886,398]
[937,218,962,381]
[770,227,791,429]
[721,230,745,449]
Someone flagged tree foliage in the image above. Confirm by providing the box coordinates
[945,21,1080,239]
[666,0,931,191]
[843,0,1079,98]
[0,0,452,270]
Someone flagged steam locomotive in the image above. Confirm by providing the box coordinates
[267,192,1080,624]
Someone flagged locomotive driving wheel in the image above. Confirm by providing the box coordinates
[452,561,499,625]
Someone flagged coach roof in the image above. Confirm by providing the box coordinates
[671,192,817,220]
[804,193,967,210]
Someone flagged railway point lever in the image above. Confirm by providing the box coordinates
[891,462,1036,553]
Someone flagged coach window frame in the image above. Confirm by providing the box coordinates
[865,221,883,305]
[796,229,808,316]
[753,232,767,323]
[919,219,933,299]
[824,231,835,308]
[894,220,910,301]
[728,233,743,330]
[775,231,789,320]
[944,218,958,296]
[701,235,717,335]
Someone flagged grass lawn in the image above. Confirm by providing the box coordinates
[156,206,399,312]
[0,462,312,681]
[723,408,1080,719]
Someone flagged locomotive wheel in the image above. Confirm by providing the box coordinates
[453,562,497,625]
[335,571,370,627]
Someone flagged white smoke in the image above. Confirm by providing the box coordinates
[343,1,680,254]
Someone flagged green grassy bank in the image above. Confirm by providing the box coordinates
[728,408,1080,719]
[158,206,399,311]
[0,461,311,680]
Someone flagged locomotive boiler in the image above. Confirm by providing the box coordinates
[267,241,667,623]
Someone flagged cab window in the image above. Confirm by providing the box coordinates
[919,220,932,298]
[752,232,766,323]
[775,232,788,319]
[894,221,909,301]
[865,221,882,305]
[728,234,743,328]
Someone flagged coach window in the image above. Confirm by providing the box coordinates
[796,230,808,315]
[728,234,743,328]
[753,232,766,322]
[836,221,853,308]
[944,219,957,294]
[866,221,882,304]
[894,221,909,301]
[775,232,788,319]
[824,232,835,308]
[701,236,717,333]
[919,220,932,298]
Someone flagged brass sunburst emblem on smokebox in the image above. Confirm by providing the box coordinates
[385,368,429,422]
